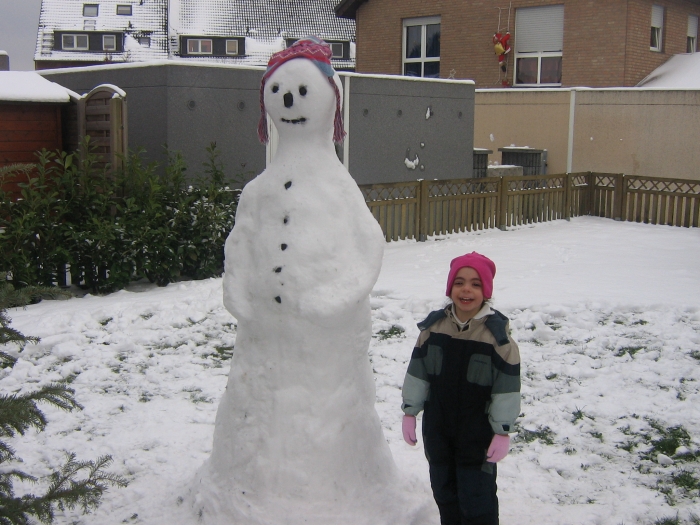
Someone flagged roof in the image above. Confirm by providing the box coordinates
[0,71,74,103]
[35,0,355,69]
[334,0,366,19]
[637,52,700,89]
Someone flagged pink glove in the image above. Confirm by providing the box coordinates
[486,434,510,462]
[402,415,417,446]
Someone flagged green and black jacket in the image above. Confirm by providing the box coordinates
[402,304,521,442]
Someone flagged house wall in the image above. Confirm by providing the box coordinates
[475,88,700,180]
[40,63,475,186]
[353,0,700,88]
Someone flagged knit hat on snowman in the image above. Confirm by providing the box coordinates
[258,36,346,145]
[445,252,497,299]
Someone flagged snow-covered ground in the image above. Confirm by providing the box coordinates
[3,216,700,525]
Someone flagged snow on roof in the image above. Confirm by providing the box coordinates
[35,0,356,69]
[637,52,700,89]
[0,71,72,103]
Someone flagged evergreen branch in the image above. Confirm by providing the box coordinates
[0,352,17,370]
[0,384,81,439]
[42,453,128,517]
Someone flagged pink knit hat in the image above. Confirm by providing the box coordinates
[445,252,497,299]
[257,36,346,145]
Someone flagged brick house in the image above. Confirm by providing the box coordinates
[335,0,700,88]
[35,0,356,71]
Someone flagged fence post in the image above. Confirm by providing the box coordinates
[564,173,572,221]
[498,176,508,231]
[612,173,624,221]
[587,171,595,215]
[418,179,429,241]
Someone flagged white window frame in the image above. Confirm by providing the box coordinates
[225,39,239,55]
[688,15,698,53]
[83,4,99,17]
[187,39,213,55]
[651,5,664,52]
[62,34,89,51]
[116,5,132,16]
[103,35,116,51]
[330,42,344,58]
[402,16,441,78]
[513,5,564,87]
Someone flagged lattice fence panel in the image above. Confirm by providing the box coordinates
[624,177,700,227]
[359,182,420,241]
[425,177,500,236]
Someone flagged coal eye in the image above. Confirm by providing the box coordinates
[299,85,307,96]
[271,84,279,93]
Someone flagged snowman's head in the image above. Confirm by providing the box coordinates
[258,37,345,145]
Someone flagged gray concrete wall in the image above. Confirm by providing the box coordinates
[41,63,264,186]
[41,63,476,186]
[343,74,474,184]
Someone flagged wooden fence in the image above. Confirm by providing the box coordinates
[359,172,700,242]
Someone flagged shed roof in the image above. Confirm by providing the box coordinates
[0,71,73,103]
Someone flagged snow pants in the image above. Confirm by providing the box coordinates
[424,428,498,525]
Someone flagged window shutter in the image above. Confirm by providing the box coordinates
[515,5,565,53]
[651,5,664,29]
[689,15,698,38]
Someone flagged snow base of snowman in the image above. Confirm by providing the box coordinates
[183,40,436,524]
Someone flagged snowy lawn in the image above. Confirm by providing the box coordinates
[3,216,700,525]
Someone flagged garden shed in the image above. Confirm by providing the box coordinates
[0,72,76,194]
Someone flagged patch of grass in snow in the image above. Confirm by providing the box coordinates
[615,345,645,357]
[140,313,154,320]
[374,325,405,340]
[654,516,681,525]
[589,430,604,442]
[183,387,212,404]
[99,317,113,326]
[545,321,561,331]
[641,419,695,461]
[571,406,594,424]
[517,425,555,445]
[690,350,700,361]
[671,470,700,491]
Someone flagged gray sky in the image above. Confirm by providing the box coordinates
[0,0,43,70]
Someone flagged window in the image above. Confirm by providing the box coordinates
[137,36,151,47]
[402,16,440,78]
[330,42,344,58]
[103,35,116,51]
[116,5,132,15]
[688,15,698,53]
[62,34,89,50]
[83,20,96,30]
[651,5,664,51]
[226,39,239,55]
[83,4,98,17]
[514,5,564,86]
[187,39,212,54]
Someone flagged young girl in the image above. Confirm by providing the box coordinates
[401,252,521,525]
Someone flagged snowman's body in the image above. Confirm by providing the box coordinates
[191,55,431,524]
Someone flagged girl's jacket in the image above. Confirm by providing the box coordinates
[402,304,521,442]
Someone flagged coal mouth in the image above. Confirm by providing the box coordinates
[281,117,307,124]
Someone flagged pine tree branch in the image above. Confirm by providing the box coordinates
[0,384,81,440]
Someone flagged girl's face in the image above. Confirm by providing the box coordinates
[450,267,484,322]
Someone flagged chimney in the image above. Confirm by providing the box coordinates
[0,51,9,71]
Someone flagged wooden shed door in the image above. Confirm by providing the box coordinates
[81,85,127,170]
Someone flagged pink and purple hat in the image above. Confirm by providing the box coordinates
[257,36,346,145]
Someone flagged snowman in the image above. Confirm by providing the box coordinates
[189,37,432,524]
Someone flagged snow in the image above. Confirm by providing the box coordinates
[3,219,700,525]
[637,52,700,88]
[0,71,72,102]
